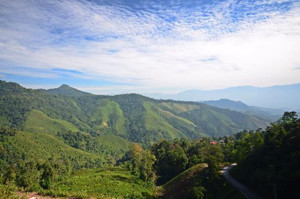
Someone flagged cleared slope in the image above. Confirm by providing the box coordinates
[46,167,155,198]
[24,109,78,133]
[90,99,126,135]
[0,130,104,168]
[0,81,270,144]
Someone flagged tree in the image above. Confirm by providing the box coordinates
[280,111,298,124]
[3,165,16,184]
[139,150,156,182]
[128,143,143,176]
[39,162,54,189]
[189,186,206,199]
[152,141,188,184]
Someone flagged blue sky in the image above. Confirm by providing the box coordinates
[0,0,300,94]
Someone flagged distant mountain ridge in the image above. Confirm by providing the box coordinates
[146,83,300,110]
[0,80,270,145]
[203,99,284,121]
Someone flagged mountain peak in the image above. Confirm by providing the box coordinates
[47,84,91,97]
[58,84,72,89]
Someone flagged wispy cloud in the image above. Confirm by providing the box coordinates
[0,0,299,93]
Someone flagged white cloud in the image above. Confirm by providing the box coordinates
[0,0,299,93]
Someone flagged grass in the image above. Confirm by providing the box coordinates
[24,109,78,134]
[157,108,196,127]
[96,135,131,151]
[162,163,208,195]
[160,102,198,114]
[1,131,101,166]
[91,99,126,135]
[0,184,22,199]
[143,102,185,139]
[46,167,156,198]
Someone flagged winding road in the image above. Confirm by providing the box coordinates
[221,164,262,199]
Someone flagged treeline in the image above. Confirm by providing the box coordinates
[231,111,300,198]
[124,127,264,198]
[56,131,127,163]
[0,127,103,191]
[124,112,299,198]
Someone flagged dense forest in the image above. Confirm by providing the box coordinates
[0,80,269,145]
[1,111,298,198]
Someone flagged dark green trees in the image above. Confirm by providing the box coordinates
[151,140,188,184]
[128,143,156,183]
[232,112,300,198]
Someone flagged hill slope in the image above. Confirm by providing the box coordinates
[0,129,104,168]
[0,81,269,144]
[203,99,284,121]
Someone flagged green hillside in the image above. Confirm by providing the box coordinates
[96,135,131,151]
[24,109,78,133]
[45,167,156,198]
[90,99,126,135]
[0,129,103,169]
[0,80,270,145]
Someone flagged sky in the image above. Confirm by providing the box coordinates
[0,0,300,94]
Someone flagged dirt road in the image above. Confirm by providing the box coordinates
[222,164,262,199]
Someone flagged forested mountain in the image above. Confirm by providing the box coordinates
[203,99,284,121]
[0,81,269,145]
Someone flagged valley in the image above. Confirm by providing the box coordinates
[0,81,299,198]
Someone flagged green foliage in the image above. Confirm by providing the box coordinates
[220,130,264,162]
[128,144,157,183]
[2,81,296,199]
[0,129,104,188]
[0,80,269,146]
[46,167,156,198]
[139,150,157,182]
[0,184,20,199]
[128,143,143,176]
[189,186,206,199]
[232,112,300,198]
[162,163,208,198]
[0,126,17,137]
[24,109,78,133]
[152,139,198,184]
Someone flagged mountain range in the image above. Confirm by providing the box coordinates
[203,99,284,121]
[145,83,300,110]
[0,80,270,146]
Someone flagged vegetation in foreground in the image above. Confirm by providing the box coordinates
[44,167,155,198]
[231,111,300,198]
[161,164,245,199]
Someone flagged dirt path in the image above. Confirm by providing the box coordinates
[16,192,60,199]
[221,164,261,199]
